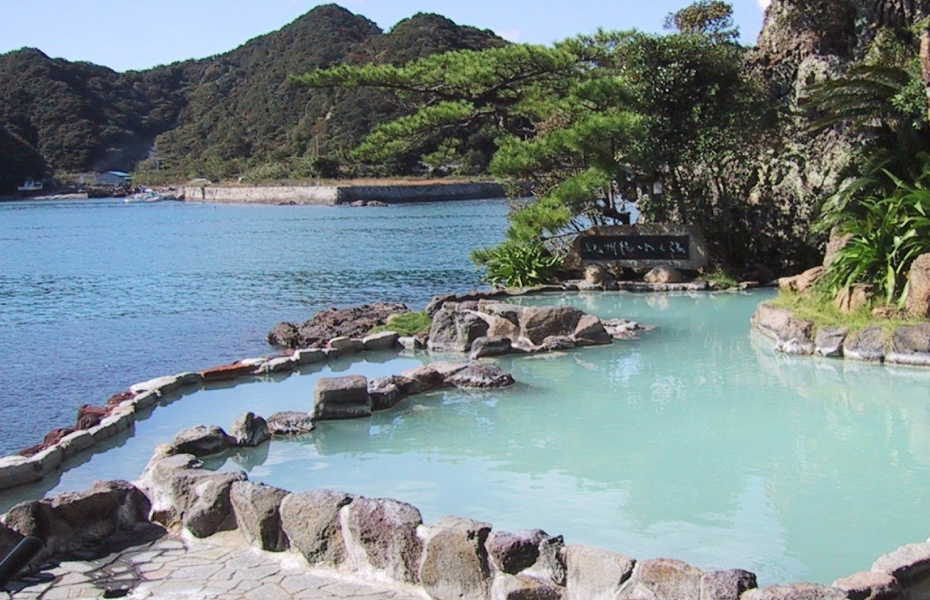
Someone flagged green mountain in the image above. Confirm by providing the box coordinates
[0,4,505,192]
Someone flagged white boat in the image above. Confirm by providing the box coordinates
[124,189,169,203]
[17,180,43,192]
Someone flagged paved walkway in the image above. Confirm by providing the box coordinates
[2,531,425,600]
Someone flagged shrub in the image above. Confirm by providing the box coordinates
[471,241,561,288]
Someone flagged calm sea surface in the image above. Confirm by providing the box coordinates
[0,198,510,457]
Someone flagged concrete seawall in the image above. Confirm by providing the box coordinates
[181,182,506,205]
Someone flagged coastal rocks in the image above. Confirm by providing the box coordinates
[832,571,901,600]
[362,331,399,351]
[871,541,930,587]
[280,489,355,566]
[340,497,424,584]
[844,326,887,363]
[644,265,685,285]
[428,307,490,352]
[564,545,636,600]
[750,303,815,355]
[835,284,874,315]
[138,453,245,537]
[906,254,930,318]
[622,558,704,600]
[428,301,626,356]
[700,570,758,600]
[3,480,153,563]
[200,361,258,382]
[229,412,270,447]
[230,481,289,552]
[446,364,516,389]
[368,375,418,410]
[266,411,315,436]
[487,529,566,586]
[778,266,824,295]
[815,327,848,358]
[419,516,492,600]
[170,425,232,457]
[267,303,408,349]
[742,583,846,600]
[470,336,513,359]
[313,375,372,420]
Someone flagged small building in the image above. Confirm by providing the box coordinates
[80,171,131,186]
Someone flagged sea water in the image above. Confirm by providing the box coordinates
[0,197,509,457]
[2,288,930,585]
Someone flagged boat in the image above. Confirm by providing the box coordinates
[124,189,173,203]
[17,180,44,193]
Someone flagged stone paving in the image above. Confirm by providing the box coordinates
[1,531,426,600]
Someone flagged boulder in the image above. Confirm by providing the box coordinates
[487,529,565,586]
[750,303,815,355]
[835,284,874,314]
[541,336,576,352]
[742,584,846,600]
[328,336,365,354]
[428,307,490,353]
[171,425,232,457]
[200,361,256,382]
[3,480,152,563]
[229,412,271,447]
[362,331,399,351]
[267,303,408,349]
[832,571,900,600]
[872,541,930,586]
[470,336,513,359]
[700,570,758,600]
[340,497,424,584]
[585,264,608,286]
[402,365,447,391]
[430,361,472,379]
[446,364,516,389]
[314,375,372,420]
[266,411,315,436]
[906,254,930,318]
[622,558,703,600]
[824,231,853,269]
[130,375,182,397]
[368,376,415,411]
[138,453,245,537]
[490,573,563,600]
[644,265,685,284]
[520,306,585,346]
[815,327,848,358]
[564,545,635,600]
[280,490,355,566]
[294,348,326,365]
[230,481,289,552]
[778,267,824,295]
[419,516,493,600]
[572,315,612,346]
[603,319,645,340]
[480,303,525,340]
[258,356,298,374]
[844,326,888,362]
[76,404,109,429]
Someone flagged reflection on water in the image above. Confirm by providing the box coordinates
[4,290,930,586]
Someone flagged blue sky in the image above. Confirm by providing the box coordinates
[0,0,771,72]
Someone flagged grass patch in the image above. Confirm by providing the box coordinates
[768,290,921,334]
[699,270,740,289]
[369,311,432,336]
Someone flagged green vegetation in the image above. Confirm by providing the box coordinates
[770,290,919,334]
[470,241,561,288]
[369,311,432,336]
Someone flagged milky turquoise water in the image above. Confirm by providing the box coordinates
[3,289,929,586]
[2,198,929,585]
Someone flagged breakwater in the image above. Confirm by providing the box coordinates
[180,182,506,205]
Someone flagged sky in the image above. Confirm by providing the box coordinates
[0,0,772,73]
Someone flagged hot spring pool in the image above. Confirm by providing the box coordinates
[4,289,930,585]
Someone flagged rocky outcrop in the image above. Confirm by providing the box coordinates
[267,303,408,349]
[280,490,355,566]
[906,254,930,319]
[230,481,289,552]
[750,303,815,355]
[313,376,372,420]
[3,480,154,564]
[427,301,634,356]
[266,411,315,436]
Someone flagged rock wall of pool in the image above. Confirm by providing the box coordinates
[3,290,930,600]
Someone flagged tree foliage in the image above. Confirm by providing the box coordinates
[663,0,739,43]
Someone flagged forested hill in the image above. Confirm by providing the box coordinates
[0,4,505,192]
